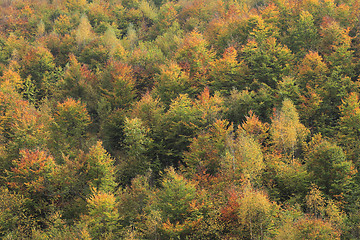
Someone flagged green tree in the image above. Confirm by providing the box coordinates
[100,60,136,110]
[153,62,191,106]
[159,94,201,168]
[305,136,356,201]
[337,92,360,163]
[183,119,231,177]
[241,18,293,89]
[320,19,354,77]
[130,92,164,130]
[155,168,206,239]
[286,10,318,58]
[117,117,153,185]
[20,45,56,101]
[0,187,34,238]
[85,141,116,193]
[208,47,248,95]
[51,98,91,158]
[58,54,99,112]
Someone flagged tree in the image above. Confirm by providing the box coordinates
[6,149,57,225]
[305,136,356,202]
[53,15,73,36]
[155,168,206,239]
[117,173,152,229]
[240,18,293,89]
[275,214,341,240]
[153,62,191,106]
[293,217,341,240]
[286,10,318,58]
[7,149,56,196]
[130,92,164,130]
[81,189,120,239]
[220,185,278,239]
[20,45,56,102]
[228,130,265,184]
[51,98,91,157]
[76,14,94,47]
[193,87,225,128]
[241,110,270,144]
[52,141,116,221]
[100,60,136,110]
[45,32,76,67]
[0,85,52,176]
[126,41,165,94]
[270,98,309,156]
[225,84,277,125]
[175,30,215,89]
[320,19,354,77]
[0,187,33,238]
[58,54,99,112]
[36,20,45,38]
[297,51,329,90]
[102,25,120,56]
[338,92,360,164]
[208,47,248,95]
[154,20,183,58]
[183,119,231,177]
[296,51,332,131]
[85,141,116,193]
[79,38,110,70]
[159,94,201,168]
[153,1,179,36]
[117,117,153,185]
[264,151,310,203]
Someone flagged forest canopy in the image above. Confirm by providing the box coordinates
[1,0,360,239]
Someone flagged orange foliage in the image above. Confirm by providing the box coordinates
[241,110,269,144]
[7,149,55,194]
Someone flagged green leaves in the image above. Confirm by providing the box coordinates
[156,168,205,238]
[305,138,356,200]
[241,36,293,89]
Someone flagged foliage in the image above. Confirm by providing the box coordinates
[1,0,360,238]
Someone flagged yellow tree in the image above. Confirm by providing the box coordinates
[231,130,264,184]
[241,110,270,145]
[81,189,120,239]
[76,14,94,47]
[220,185,278,239]
[270,98,309,157]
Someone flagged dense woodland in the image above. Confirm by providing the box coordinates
[2,0,360,239]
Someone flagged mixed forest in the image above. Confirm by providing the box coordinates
[2,0,360,239]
